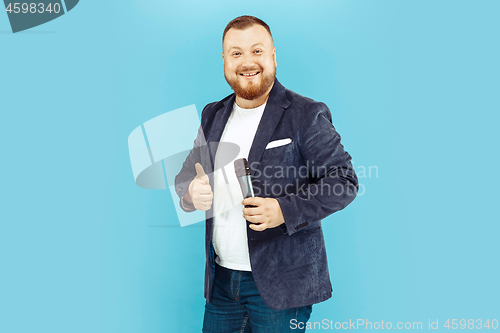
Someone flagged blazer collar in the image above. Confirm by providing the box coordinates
[208,78,291,174]
[247,78,290,171]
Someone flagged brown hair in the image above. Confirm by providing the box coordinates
[222,15,273,45]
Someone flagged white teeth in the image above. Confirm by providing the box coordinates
[242,72,258,76]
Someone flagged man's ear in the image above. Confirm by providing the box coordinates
[273,47,277,67]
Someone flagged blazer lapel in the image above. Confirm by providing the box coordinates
[248,79,290,172]
[206,94,235,174]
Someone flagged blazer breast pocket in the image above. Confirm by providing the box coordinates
[265,138,292,149]
[261,138,295,175]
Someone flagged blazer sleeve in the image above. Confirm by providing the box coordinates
[174,123,206,213]
[276,102,358,236]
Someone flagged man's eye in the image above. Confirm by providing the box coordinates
[254,49,262,54]
[233,52,241,56]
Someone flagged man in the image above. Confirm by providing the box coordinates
[175,15,358,332]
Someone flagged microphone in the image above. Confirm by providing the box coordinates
[234,158,255,208]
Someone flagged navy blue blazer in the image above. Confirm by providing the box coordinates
[175,78,358,310]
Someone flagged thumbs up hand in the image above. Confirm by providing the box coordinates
[185,163,213,211]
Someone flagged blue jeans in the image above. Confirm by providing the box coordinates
[202,262,313,333]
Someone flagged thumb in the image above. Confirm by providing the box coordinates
[195,163,208,183]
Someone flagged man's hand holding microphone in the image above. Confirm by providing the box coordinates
[183,159,285,231]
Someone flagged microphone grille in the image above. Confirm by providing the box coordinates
[234,158,250,177]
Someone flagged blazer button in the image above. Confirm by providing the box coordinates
[295,222,309,230]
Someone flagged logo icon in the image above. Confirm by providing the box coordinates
[128,105,241,227]
[4,0,79,33]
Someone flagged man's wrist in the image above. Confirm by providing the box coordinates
[181,197,196,211]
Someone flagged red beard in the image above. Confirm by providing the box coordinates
[225,66,276,100]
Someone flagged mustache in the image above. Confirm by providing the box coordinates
[237,65,263,73]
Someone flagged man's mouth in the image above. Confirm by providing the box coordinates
[239,71,260,78]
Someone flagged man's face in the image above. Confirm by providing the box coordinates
[222,24,277,101]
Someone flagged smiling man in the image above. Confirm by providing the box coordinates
[222,21,276,109]
[175,15,358,332]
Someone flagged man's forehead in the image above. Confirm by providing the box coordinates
[223,25,273,50]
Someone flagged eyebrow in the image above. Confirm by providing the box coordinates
[227,43,265,51]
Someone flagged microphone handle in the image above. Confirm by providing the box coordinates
[237,175,256,208]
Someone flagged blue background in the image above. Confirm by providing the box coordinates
[1,0,499,332]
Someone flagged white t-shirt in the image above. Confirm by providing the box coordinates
[212,101,266,271]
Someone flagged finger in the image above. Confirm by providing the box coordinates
[194,164,209,185]
[195,200,212,211]
[244,214,263,224]
[193,190,212,200]
[242,206,261,216]
[197,204,211,211]
[200,174,209,185]
[196,190,212,198]
[196,184,212,195]
[242,196,264,206]
[195,163,206,179]
[249,222,267,232]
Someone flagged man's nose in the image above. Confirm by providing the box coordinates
[240,53,256,69]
